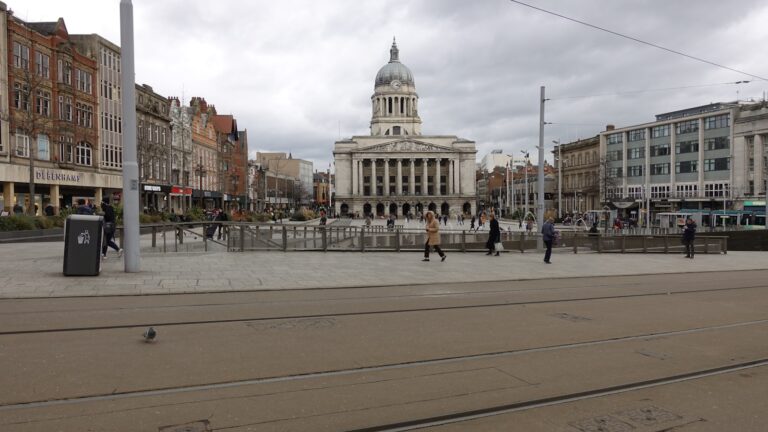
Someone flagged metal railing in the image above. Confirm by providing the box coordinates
[119,222,727,255]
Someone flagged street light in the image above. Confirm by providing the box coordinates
[521,150,530,219]
[553,139,561,219]
[194,157,206,208]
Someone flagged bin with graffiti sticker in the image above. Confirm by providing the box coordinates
[63,215,104,276]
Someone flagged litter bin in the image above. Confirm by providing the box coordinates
[63,215,104,276]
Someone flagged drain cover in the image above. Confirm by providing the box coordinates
[615,405,681,426]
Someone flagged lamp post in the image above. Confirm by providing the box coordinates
[555,140,562,220]
[521,150,529,219]
[194,157,206,209]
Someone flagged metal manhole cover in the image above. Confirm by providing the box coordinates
[158,420,210,432]
[615,405,681,426]
[569,415,635,432]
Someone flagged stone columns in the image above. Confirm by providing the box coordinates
[3,182,15,212]
[384,159,390,196]
[435,158,442,196]
[371,158,378,196]
[50,184,60,214]
[396,159,403,195]
[409,159,416,195]
[754,134,764,195]
[95,188,103,206]
[422,158,429,196]
[352,158,358,196]
[359,159,365,196]
[448,159,454,195]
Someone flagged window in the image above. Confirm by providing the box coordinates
[675,120,698,135]
[59,136,74,163]
[652,124,670,138]
[628,147,645,159]
[37,134,50,161]
[676,184,698,198]
[704,114,729,130]
[627,165,643,177]
[676,140,698,154]
[651,185,670,198]
[393,126,401,135]
[76,103,93,128]
[704,157,729,172]
[651,163,670,175]
[13,83,30,111]
[76,142,92,166]
[608,167,623,178]
[15,131,30,157]
[628,129,645,142]
[704,137,729,151]
[651,144,670,157]
[13,42,30,69]
[704,183,729,198]
[607,133,623,145]
[36,91,51,116]
[35,52,50,78]
[58,60,72,84]
[675,160,697,174]
[75,69,93,94]
[627,186,643,199]
[59,96,73,121]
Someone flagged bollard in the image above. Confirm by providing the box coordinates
[461,230,466,253]
[597,236,603,253]
[642,235,647,253]
[360,228,365,252]
[152,226,157,248]
[621,236,626,253]
[163,224,167,253]
[322,227,328,251]
[282,226,288,251]
[204,227,208,252]
[178,225,183,245]
[722,237,728,254]
[395,230,401,252]
[240,225,245,252]
[519,232,525,253]
[174,225,178,252]
[572,234,578,254]
[704,238,708,254]
[663,235,669,254]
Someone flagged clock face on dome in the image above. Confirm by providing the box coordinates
[390,80,402,89]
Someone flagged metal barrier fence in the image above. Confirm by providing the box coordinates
[122,222,727,255]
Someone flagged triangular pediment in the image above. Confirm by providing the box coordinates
[362,139,451,153]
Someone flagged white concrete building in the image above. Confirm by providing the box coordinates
[333,40,477,218]
[480,150,525,172]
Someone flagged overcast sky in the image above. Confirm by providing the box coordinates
[15,0,768,169]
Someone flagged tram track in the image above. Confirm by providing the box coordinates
[345,358,768,432]
[2,317,766,411]
[0,281,766,336]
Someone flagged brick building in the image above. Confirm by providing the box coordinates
[135,83,171,212]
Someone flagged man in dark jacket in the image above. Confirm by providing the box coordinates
[485,213,501,256]
[100,201,122,258]
[75,199,94,215]
[682,217,696,259]
[541,217,556,264]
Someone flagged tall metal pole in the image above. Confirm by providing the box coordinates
[524,156,528,218]
[554,139,561,219]
[120,0,140,272]
[510,163,516,219]
[505,162,510,216]
[537,86,546,250]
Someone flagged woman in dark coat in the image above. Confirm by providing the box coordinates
[682,217,696,259]
[485,212,501,256]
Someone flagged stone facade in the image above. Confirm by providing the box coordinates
[135,83,171,211]
[554,136,600,215]
[333,40,477,218]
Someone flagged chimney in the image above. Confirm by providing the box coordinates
[606,124,615,131]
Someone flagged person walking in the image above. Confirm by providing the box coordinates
[682,217,697,259]
[422,211,446,262]
[542,217,555,264]
[485,212,501,256]
[100,201,122,259]
[470,215,476,230]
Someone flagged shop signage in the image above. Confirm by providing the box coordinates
[171,186,193,195]
[744,201,766,206]
[34,168,82,183]
[143,185,162,192]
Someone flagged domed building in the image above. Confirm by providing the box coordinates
[333,40,477,218]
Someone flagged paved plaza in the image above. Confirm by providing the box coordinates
[0,232,765,298]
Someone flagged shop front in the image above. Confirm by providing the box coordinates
[141,183,171,213]
[1,165,123,215]
[169,186,193,214]
[192,190,222,209]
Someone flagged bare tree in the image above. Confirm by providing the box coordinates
[12,38,54,215]
[597,156,623,205]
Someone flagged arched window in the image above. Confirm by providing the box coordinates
[76,141,92,166]
[400,97,404,114]
[388,97,392,114]
[385,129,390,136]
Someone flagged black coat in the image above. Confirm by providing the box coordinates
[486,218,501,248]
[682,222,696,242]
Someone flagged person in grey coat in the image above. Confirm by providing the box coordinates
[541,217,555,264]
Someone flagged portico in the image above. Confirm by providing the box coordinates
[333,40,477,218]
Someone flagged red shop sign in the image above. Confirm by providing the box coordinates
[171,186,193,195]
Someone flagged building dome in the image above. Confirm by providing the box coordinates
[374,39,414,88]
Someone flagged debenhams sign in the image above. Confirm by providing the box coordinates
[34,168,82,183]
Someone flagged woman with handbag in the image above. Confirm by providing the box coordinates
[485,212,502,256]
[422,211,446,262]
[101,201,123,259]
